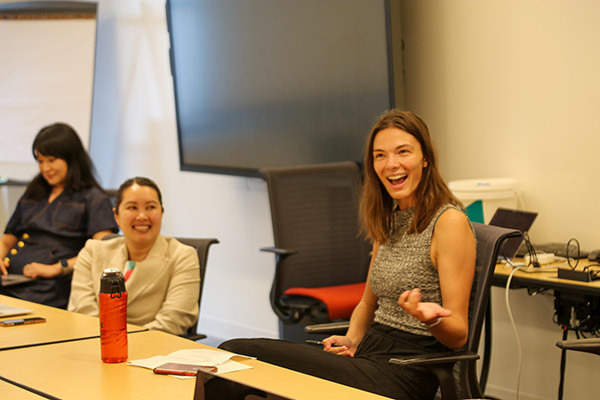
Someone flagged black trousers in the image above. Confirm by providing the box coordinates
[219,323,448,400]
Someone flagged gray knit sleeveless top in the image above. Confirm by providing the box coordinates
[370,204,460,336]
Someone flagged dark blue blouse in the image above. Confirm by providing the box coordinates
[1,186,118,308]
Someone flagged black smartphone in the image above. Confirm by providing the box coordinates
[0,317,46,326]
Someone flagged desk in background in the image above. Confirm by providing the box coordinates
[493,260,600,332]
[492,259,600,399]
[0,294,146,351]
[493,260,600,296]
[0,329,392,400]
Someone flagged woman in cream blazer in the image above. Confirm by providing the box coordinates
[68,177,200,336]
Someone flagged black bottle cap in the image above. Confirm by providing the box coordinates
[100,268,126,294]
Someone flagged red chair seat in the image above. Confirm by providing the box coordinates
[283,282,365,320]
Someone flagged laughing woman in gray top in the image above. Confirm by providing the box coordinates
[219,110,476,399]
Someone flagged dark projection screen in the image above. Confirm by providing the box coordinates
[166,0,394,177]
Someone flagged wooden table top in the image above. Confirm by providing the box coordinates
[0,329,392,400]
[0,378,47,399]
[0,295,145,351]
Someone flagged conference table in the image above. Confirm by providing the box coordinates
[0,297,392,400]
[0,295,146,351]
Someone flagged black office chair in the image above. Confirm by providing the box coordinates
[556,338,600,355]
[554,335,600,399]
[176,237,219,341]
[101,234,218,341]
[388,223,521,400]
[259,162,371,342]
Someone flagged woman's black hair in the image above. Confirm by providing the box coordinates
[24,123,103,200]
[114,177,163,214]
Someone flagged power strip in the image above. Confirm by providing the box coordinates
[557,268,593,282]
[524,252,555,265]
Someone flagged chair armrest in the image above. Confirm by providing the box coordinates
[305,321,350,335]
[556,338,600,355]
[261,246,300,322]
[390,351,479,400]
[181,333,207,341]
[389,351,479,367]
[260,247,297,256]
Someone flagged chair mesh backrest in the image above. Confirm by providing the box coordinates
[176,239,217,302]
[175,238,218,335]
[260,162,371,297]
[459,223,521,397]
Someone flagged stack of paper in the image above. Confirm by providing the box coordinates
[129,348,254,378]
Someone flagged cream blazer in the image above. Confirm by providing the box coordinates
[68,235,200,335]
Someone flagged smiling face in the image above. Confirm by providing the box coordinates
[36,151,68,190]
[372,127,427,210]
[114,183,163,248]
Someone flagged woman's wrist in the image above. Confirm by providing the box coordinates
[422,317,442,329]
[59,259,72,275]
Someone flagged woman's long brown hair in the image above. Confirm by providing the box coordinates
[359,110,462,244]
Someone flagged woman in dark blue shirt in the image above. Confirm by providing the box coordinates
[0,123,118,308]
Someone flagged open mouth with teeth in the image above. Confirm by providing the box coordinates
[387,174,407,186]
[133,225,150,231]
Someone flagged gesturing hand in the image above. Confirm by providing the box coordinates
[398,288,452,325]
[320,335,357,357]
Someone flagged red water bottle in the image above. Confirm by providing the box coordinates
[99,268,128,363]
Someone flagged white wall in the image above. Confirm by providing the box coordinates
[0,18,96,165]
[401,1,600,399]
[87,0,280,339]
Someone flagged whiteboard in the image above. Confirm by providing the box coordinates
[0,3,97,178]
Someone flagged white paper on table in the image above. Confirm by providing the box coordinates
[128,348,254,375]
